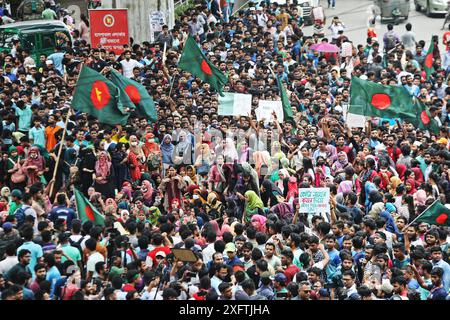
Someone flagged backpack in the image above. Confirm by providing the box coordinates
[385,32,396,51]
[147,153,162,171]
[14,206,27,228]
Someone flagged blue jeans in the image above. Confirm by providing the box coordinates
[328,0,336,7]
[222,6,229,22]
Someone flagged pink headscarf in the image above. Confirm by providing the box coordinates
[251,214,267,233]
[414,189,427,206]
[95,151,111,180]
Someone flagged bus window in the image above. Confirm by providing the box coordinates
[41,33,55,49]
[22,33,35,50]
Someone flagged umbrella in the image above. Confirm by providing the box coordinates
[310,43,340,53]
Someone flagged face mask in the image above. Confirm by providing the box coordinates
[193,195,199,200]
[131,142,138,147]
[30,154,38,159]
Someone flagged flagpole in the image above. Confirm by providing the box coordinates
[168,74,178,97]
[49,109,71,198]
[404,199,439,229]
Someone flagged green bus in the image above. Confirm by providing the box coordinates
[0,20,73,62]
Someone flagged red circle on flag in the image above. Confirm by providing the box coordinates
[436,213,448,225]
[90,81,111,110]
[201,59,213,76]
[424,54,433,69]
[371,93,391,110]
[85,205,95,222]
[420,110,431,125]
[125,85,141,104]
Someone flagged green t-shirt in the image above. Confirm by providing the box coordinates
[8,202,21,216]
[61,244,82,264]
[15,105,32,131]
[42,8,57,20]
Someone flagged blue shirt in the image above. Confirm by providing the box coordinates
[432,259,450,292]
[48,206,76,228]
[16,241,43,277]
[46,265,62,298]
[326,249,342,283]
[29,126,46,148]
[48,52,65,75]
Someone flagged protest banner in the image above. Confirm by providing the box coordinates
[149,11,166,42]
[89,9,129,55]
[298,188,330,214]
[218,92,252,116]
[256,100,284,123]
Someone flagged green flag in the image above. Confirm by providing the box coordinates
[109,69,158,122]
[74,188,105,226]
[412,99,439,134]
[277,76,294,123]
[349,76,417,121]
[424,39,435,80]
[71,66,130,125]
[178,35,228,96]
[415,200,450,227]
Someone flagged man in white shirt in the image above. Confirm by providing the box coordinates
[120,50,143,78]
[0,242,18,275]
[85,238,105,281]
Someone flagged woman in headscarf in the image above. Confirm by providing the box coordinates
[160,134,174,176]
[110,142,130,191]
[22,146,47,187]
[173,131,193,168]
[368,190,385,218]
[79,146,96,195]
[184,165,198,186]
[243,190,264,223]
[7,146,26,190]
[388,176,403,196]
[410,167,424,186]
[93,151,115,199]
[128,135,146,182]
[286,177,298,204]
[237,141,250,164]
[194,143,213,177]
[260,180,284,207]
[405,178,417,195]
[208,154,227,193]
[274,168,290,197]
[206,192,223,218]
[159,165,186,211]
[239,162,260,195]
[251,214,267,233]
[253,150,271,178]
[332,151,351,174]
[142,132,160,156]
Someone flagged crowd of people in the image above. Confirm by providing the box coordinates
[0,0,449,301]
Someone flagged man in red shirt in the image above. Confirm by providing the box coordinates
[147,233,171,268]
[278,250,300,284]
[336,135,354,162]
[386,134,401,163]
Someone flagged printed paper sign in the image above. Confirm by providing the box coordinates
[298,188,330,214]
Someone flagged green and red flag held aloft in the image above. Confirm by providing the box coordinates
[74,188,105,226]
[277,76,294,123]
[109,69,157,122]
[415,200,450,227]
[412,99,439,134]
[178,35,228,96]
[71,65,130,125]
[349,76,417,121]
[424,39,435,80]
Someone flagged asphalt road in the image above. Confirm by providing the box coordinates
[301,0,447,51]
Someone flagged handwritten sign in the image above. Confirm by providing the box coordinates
[218,92,252,116]
[298,188,330,214]
[256,100,284,123]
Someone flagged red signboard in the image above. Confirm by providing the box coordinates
[89,9,129,55]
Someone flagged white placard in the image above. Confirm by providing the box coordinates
[256,100,284,123]
[218,92,252,116]
[298,188,330,214]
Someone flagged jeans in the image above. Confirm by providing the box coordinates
[328,0,336,8]
[222,6,229,22]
